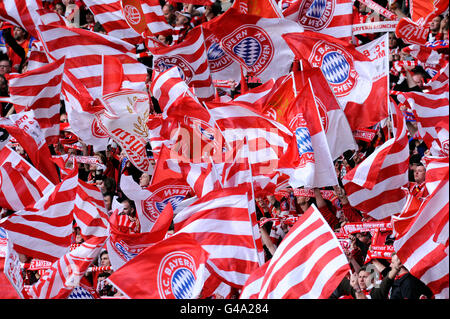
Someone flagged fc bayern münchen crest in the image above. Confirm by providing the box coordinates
[153,55,194,83]
[298,0,335,31]
[221,25,274,75]
[142,185,190,223]
[205,34,234,73]
[157,251,197,299]
[309,41,359,97]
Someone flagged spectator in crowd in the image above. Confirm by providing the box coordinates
[408,163,428,198]
[0,55,11,76]
[162,2,176,26]
[428,15,443,42]
[172,11,193,44]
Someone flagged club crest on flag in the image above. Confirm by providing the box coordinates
[123,4,142,25]
[205,34,234,72]
[157,251,197,299]
[91,118,109,138]
[143,186,190,223]
[299,0,335,31]
[221,25,274,75]
[290,114,315,167]
[154,56,195,83]
[309,41,359,97]
[113,239,139,262]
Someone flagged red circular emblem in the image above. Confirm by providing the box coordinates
[91,118,109,138]
[154,55,194,84]
[221,25,274,75]
[124,5,141,25]
[157,251,197,299]
[142,185,190,223]
[298,0,336,31]
[309,41,359,97]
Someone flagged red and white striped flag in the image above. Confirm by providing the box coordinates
[150,66,191,114]
[0,145,54,212]
[283,0,353,42]
[150,27,215,101]
[240,204,350,298]
[37,24,147,100]
[397,83,449,157]
[393,167,449,299]
[343,100,410,220]
[174,187,262,288]
[141,0,173,37]
[5,58,65,144]
[26,235,108,299]
[83,0,144,45]
[423,156,449,196]
[0,169,78,262]
[107,232,209,299]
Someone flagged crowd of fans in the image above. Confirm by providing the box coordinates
[0,0,448,299]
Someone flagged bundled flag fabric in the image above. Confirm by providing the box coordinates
[0,145,54,212]
[283,31,389,131]
[150,27,215,101]
[106,232,209,299]
[278,81,338,189]
[240,204,350,299]
[204,7,303,83]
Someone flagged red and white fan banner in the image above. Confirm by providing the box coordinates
[120,0,149,35]
[358,0,399,20]
[352,21,399,36]
[409,0,449,26]
[395,18,430,45]
[97,89,152,173]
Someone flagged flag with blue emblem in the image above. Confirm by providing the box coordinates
[278,81,338,188]
[106,232,209,299]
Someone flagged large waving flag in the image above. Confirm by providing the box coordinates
[397,83,449,157]
[204,8,303,83]
[231,0,284,18]
[240,204,350,298]
[107,232,209,299]
[278,81,338,188]
[37,24,147,99]
[283,31,389,130]
[393,164,449,299]
[343,100,410,220]
[5,58,65,144]
[174,187,261,288]
[150,27,214,101]
[0,169,78,262]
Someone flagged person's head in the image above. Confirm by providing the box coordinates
[13,27,27,42]
[60,113,68,123]
[55,2,66,16]
[410,66,431,88]
[357,266,372,290]
[99,250,111,267]
[0,58,11,76]
[162,3,176,25]
[139,172,150,187]
[414,163,426,184]
[175,11,191,27]
[103,193,113,212]
[355,232,372,245]
[85,10,95,24]
[389,33,398,49]
[0,74,8,96]
[429,15,442,33]
[122,198,136,217]
[73,226,84,244]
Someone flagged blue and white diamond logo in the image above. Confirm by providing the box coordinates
[295,127,313,156]
[321,51,350,84]
[233,37,261,67]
